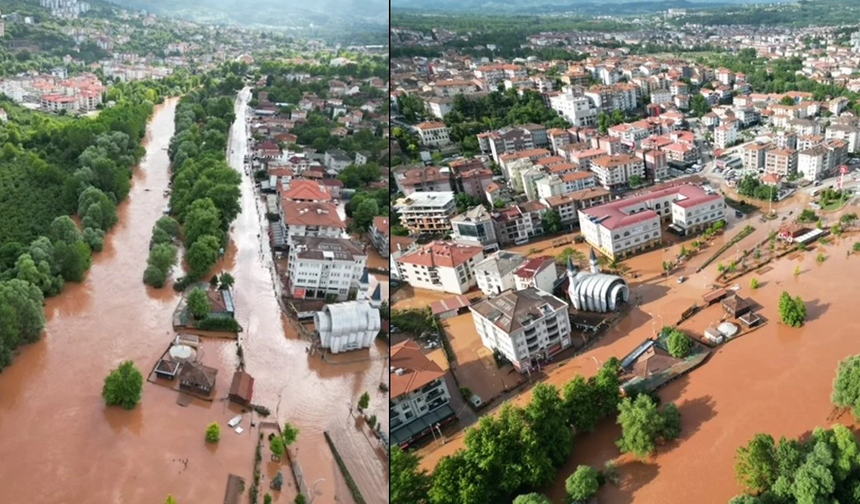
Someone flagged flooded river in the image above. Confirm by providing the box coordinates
[0,94,389,503]
[418,201,860,503]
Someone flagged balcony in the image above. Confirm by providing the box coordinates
[425,388,445,401]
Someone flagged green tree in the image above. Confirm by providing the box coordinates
[667,329,693,358]
[617,394,680,459]
[513,494,552,504]
[565,465,600,503]
[778,291,806,328]
[391,446,432,504]
[186,288,211,320]
[598,112,610,135]
[780,95,796,106]
[294,495,306,504]
[629,174,643,188]
[736,433,778,494]
[205,422,220,442]
[751,278,760,289]
[563,375,599,433]
[541,209,563,234]
[660,403,682,440]
[49,216,83,244]
[53,240,92,283]
[143,265,167,288]
[155,216,181,237]
[270,435,286,459]
[358,391,370,409]
[832,355,860,420]
[186,234,221,279]
[183,198,223,248]
[165,496,177,504]
[102,360,144,410]
[148,243,178,274]
[353,199,380,231]
[264,494,273,504]
[282,421,299,445]
[219,272,235,289]
[526,383,572,466]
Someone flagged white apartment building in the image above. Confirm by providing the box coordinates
[390,236,419,281]
[394,191,456,235]
[431,80,479,97]
[826,124,860,154]
[590,154,646,190]
[714,123,738,149]
[798,146,827,181]
[579,184,725,258]
[473,251,527,297]
[280,201,346,247]
[742,142,771,172]
[391,340,454,448]
[287,237,367,301]
[650,89,673,105]
[314,300,380,354]
[471,288,571,372]
[549,92,599,127]
[415,121,451,147]
[476,64,527,88]
[396,241,485,294]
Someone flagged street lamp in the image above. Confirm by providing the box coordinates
[309,478,326,504]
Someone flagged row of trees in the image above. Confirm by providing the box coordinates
[167,78,243,285]
[143,217,181,288]
[0,77,191,372]
[392,359,684,503]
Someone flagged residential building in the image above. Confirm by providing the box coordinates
[826,123,860,154]
[324,149,352,172]
[369,216,390,258]
[663,142,699,167]
[547,128,571,154]
[765,148,797,178]
[544,187,611,229]
[390,236,419,280]
[280,201,346,247]
[579,184,725,258]
[513,256,557,293]
[394,166,453,195]
[476,64,527,88]
[451,205,499,252]
[590,154,646,189]
[471,288,571,372]
[479,126,536,164]
[396,241,484,294]
[390,340,455,449]
[473,250,527,297]
[549,92,599,127]
[642,149,669,180]
[287,237,367,300]
[798,146,826,182]
[742,142,771,172]
[394,191,457,235]
[415,121,451,147]
[714,123,738,149]
[314,300,380,354]
[280,179,332,203]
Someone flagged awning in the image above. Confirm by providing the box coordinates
[391,404,457,447]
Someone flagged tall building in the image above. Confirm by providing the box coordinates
[287,237,367,301]
[394,191,456,235]
[395,241,484,294]
[391,340,456,449]
[471,288,571,372]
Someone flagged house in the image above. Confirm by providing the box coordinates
[395,241,484,294]
[471,288,571,372]
[255,142,282,159]
[228,371,255,406]
[590,154,646,189]
[394,166,453,195]
[369,216,390,258]
[178,362,218,396]
[287,237,367,300]
[415,121,451,147]
[430,295,472,320]
[391,340,456,449]
[281,201,346,247]
[207,288,236,319]
[280,179,332,203]
[514,256,558,293]
[777,222,811,243]
[473,250,527,297]
[314,300,381,353]
[721,295,752,318]
[324,149,352,172]
[154,359,181,380]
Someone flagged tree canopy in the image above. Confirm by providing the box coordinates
[778,291,806,328]
[102,360,144,410]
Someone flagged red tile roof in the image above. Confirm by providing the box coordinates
[282,201,346,228]
[390,340,446,398]
[397,241,483,269]
[280,179,332,202]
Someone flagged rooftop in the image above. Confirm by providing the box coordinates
[282,201,346,229]
[390,340,446,398]
[471,287,567,334]
[292,237,366,262]
[581,184,722,230]
[397,241,484,269]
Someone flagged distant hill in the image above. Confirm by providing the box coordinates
[107,0,388,30]
[391,0,796,15]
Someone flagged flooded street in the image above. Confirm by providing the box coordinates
[0,93,389,504]
[225,88,389,504]
[417,204,860,503]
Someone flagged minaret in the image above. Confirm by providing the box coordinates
[566,255,581,310]
[589,247,600,274]
[358,268,370,298]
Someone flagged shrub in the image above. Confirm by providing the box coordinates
[667,329,693,358]
[460,386,472,399]
[778,291,806,328]
[294,495,307,504]
[196,317,241,332]
[186,288,210,320]
[205,422,220,442]
[750,278,759,289]
[565,465,600,503]
[143,265,167,287]
[254,405,271,416]
[358,391,370,409]
[102,360,143,410]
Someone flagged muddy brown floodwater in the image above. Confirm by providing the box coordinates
[419,202,860,504]
[0,94,389,504]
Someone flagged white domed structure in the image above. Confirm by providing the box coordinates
[314,300,381,354]
[566,248,630,313]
